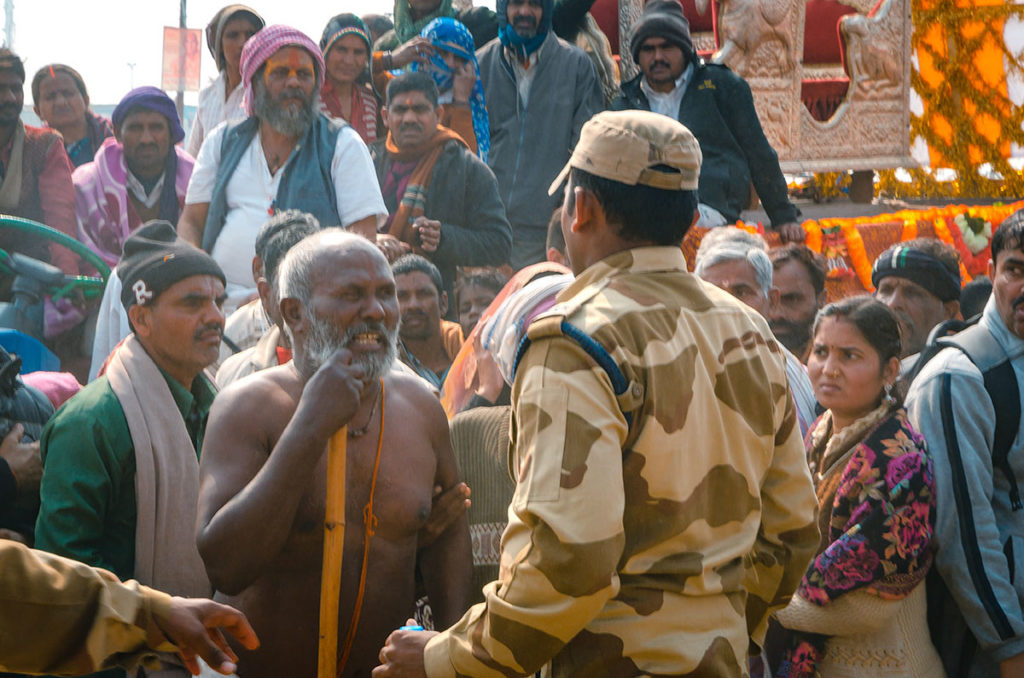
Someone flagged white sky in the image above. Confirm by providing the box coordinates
[8,0,487,107]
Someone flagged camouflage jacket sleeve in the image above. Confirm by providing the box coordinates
[424,335,627,677]
[0,540,176,675]
[742,386,820,648]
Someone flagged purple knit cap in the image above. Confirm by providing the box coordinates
[240,24,325,115]
[112,86,185,143]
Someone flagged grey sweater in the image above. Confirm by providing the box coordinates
[906,296,1024,675]
[476,32,603,236]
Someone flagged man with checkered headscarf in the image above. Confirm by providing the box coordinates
[179,25,386,314]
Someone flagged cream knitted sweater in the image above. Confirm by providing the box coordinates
[775,585,945,677]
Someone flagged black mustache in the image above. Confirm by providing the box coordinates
[193,323,223,340]
[1014,296,1024,310]
[651,60,671,69]
[513,16,537,26]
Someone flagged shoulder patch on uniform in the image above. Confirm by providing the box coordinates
[526,315,565,341]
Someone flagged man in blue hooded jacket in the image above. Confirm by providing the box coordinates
[476,0,603,269]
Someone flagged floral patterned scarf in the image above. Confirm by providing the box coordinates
[772,405,936,677]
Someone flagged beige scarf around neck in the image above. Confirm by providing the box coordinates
[105,334,211,600]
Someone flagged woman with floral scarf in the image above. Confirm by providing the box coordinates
[767,296,944,677]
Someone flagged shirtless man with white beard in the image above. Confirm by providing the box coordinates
[196,229,471,678]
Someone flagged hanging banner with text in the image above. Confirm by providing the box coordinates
[161,26,202,92]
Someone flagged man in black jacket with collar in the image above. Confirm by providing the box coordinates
[610,0,803,243]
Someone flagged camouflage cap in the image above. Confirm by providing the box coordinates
[548,110,702,195]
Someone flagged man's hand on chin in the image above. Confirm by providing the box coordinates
[373,620,437,678]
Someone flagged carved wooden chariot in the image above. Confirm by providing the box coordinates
[594,0,915,173]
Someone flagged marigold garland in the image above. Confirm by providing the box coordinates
[803,220,823,253]
[840,221,874,292]
[872,0,1024,199]
[786,201,1024,296]
[901,218,918,242]
[934,216,976,282]
[813,172,851,201]
[932,216,954,247]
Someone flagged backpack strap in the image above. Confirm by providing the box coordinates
[512,316,642,430]
[939,324,1023,511]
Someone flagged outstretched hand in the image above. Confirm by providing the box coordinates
[154,597,259,675]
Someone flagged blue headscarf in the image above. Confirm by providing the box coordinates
[413,18,490,163]
[496,0,553,59]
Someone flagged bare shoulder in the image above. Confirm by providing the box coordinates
[211,364,302,427]
[384,370,441,407]
[383,371,449,433]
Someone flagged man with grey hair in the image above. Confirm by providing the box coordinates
[216,209,320,387]
[196,228,472,678]
[695,227,818,436]
[179,25,386,313]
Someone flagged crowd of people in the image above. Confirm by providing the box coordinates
[0,1,1022,677]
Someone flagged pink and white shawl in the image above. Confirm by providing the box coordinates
[72,137,194,267]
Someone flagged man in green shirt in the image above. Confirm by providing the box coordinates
[35,220,227,678]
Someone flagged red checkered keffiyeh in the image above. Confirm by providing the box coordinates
[240,24,325,115]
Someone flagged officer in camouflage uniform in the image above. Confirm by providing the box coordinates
[375,110,818,677]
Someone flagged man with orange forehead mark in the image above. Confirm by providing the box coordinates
[179,25,387,314]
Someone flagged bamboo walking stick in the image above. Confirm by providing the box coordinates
[317,428,347,678]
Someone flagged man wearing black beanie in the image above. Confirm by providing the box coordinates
[35,220,227,677]
[871,238,962,361]
[611,0,804,243]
